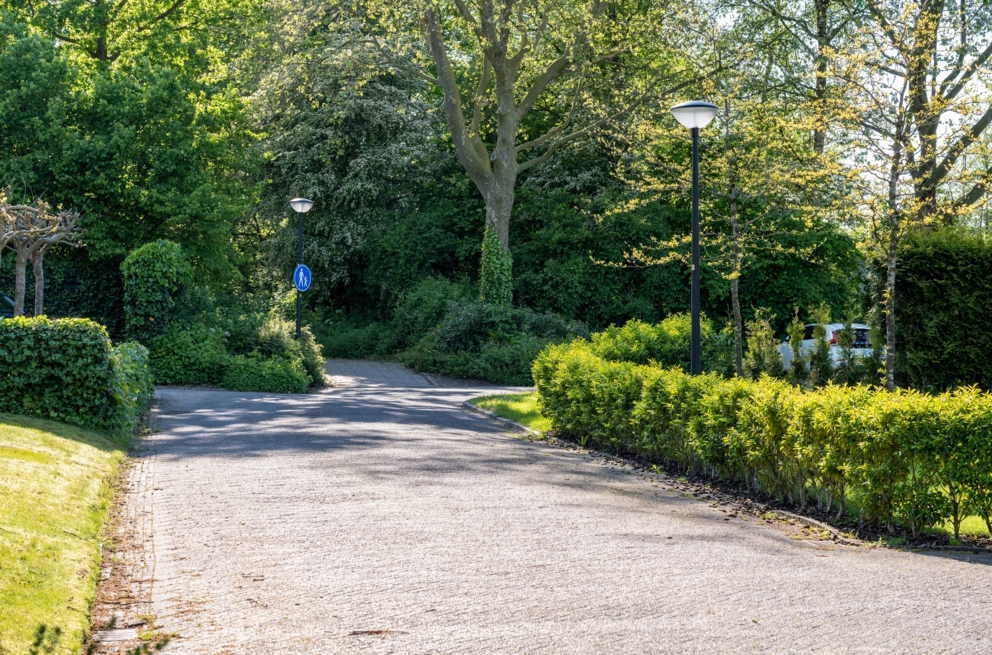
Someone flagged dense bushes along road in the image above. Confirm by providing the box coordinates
[0,317,152,437]
[534,338,992,541]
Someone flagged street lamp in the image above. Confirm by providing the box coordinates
[290,198,314,339]
[671,101,718,375]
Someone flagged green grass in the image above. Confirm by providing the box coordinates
[470,392,550,433]
[0,413,126,655]
[928,515,992,539]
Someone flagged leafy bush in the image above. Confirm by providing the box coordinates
[121,240,193,343]
[149,324,228,386]
[222,353,311,394]
[147,316,324,391]
[0,317,151,437]
[891,227,992,390]
[397,300,589,384]
[743,310,784,379]
[533,338,992,539]
[589,314,734,375]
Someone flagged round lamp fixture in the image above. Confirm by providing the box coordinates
[290,197,314,213]
[670,101,718,129]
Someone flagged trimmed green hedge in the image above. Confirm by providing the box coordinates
[895,228,992,390]
[533,339,992,539]
[0,317,152,437]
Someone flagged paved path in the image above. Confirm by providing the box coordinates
[138,362,992,654]
[325,359,437,387]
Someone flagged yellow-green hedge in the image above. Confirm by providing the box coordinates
[533,340,992,539]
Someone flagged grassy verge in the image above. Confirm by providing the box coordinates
[469,392,550,433]
[0,413,126,654]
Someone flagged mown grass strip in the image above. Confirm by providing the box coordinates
[470,392,550,433]
[0,413,126,654]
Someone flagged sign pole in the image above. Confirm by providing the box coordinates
[296,209,303,340]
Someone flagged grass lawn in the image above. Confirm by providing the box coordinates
[470,392,550,433]
[0,413,126,654]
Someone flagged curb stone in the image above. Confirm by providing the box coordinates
[461,401,540,436]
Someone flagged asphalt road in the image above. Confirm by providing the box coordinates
[139,366,992,654]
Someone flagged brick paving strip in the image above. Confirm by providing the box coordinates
[98,361,992,654]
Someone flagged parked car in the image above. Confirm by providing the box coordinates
[0,294,13,320]
[779,323,875,369]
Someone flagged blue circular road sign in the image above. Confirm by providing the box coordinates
[293,264,312,292]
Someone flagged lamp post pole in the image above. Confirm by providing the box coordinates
[289,198,314,340]
[296,208,304,340]
[670,101,717,375]
[690,126,701,376]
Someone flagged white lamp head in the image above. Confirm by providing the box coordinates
[290,197,314,213]
[670,101,718,130]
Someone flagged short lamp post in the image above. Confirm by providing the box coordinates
[670,101,718,375]
[290,197,314,339]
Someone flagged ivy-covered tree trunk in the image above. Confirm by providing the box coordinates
[480,225,512,305]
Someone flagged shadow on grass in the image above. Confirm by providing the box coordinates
[0,413,121,454]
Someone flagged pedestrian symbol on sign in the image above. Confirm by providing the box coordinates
[293,264,312,292]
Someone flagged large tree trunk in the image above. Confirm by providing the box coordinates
[730,204,744,378]
[32,244,47,317]
[813,0,830,155]
[13,248,28,316]
[883,111,906,392]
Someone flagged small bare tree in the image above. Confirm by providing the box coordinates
[0,189,84,317]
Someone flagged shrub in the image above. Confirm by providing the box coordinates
[533,337,992,538]
[222,352,311,394]
[121,240,192,343]
[889,227,992,390]
[742,310,784,379]
[391,277,467,348]
[0,317,151,437]
[589,314,734,375]
[148,324,228,386]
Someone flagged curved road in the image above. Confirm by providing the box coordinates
[134,361,991,654]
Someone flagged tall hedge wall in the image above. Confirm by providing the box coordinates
[0,317,152,437]
[895,228,992,390]
[533,339,992,539]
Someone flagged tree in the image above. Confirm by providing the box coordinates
[0,5,261,281]
[862,0,992,224]
[0,190,83,316]
[364,0,700,302]
[616,17,853,376]
[831,15,918,391]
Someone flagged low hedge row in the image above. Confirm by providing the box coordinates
[0,317,153,437]
[533,340,992,539]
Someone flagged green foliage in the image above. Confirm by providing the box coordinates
[148,324,228,386]
[222,353,311,394]
[784,309,809,386]
[892,228,992,390]
[121,240,193,343]
[146,315,324,392]
[743,310,784,379]
[808,304,834,387]
[0,317,151,436]
[398,299,588,385]
[589,314,734,375]
[533,338,992,536]
[0,8,260,281]
[479,226,513,305]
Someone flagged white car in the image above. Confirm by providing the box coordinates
[779,323,875,369]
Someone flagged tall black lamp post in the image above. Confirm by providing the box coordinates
[670,101,718,375]
[290,197,314,339]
